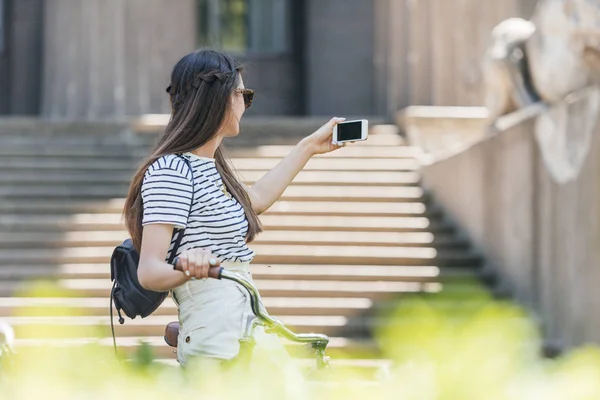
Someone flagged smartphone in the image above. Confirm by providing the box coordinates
[332,119,369,145]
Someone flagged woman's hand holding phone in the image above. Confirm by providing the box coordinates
[303,117,347,155]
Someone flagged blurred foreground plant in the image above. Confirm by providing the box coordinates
[2,292,600,400]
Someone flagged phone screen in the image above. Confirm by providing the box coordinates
[337,121,363,142]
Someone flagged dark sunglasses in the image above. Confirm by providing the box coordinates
[165,85,255,109]
[236,88,255,109]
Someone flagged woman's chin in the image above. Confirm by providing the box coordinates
[224,130,240,138]
[223,125,240,138]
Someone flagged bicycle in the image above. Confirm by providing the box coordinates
[0,322,15,374]
[165,264,333,374]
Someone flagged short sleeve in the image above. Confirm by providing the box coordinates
[141,156,193,229]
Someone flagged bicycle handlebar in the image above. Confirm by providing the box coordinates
[171,256,223,279]
[171,257,330,349]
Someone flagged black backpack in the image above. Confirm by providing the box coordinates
[109,155,193,354]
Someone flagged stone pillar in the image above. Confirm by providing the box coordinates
[373,0,411,117]
[0,0,44,115]
[305,0,376,116]
[42,0,196,119]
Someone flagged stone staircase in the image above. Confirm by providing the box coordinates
[0,121,494,377]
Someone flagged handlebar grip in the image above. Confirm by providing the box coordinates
[171,257,223,279]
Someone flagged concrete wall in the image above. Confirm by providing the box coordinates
[420,90,600,350]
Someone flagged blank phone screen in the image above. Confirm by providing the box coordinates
[337,122,363,142]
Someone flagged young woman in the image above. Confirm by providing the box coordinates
[123,49,345,366]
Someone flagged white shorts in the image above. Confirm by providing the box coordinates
[172,262,288,365]
[172,262,308,399]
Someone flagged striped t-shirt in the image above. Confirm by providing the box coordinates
[141,152,254,263]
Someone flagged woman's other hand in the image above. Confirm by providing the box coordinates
[176,248,219,280]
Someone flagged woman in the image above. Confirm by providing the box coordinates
[123,49,345,367]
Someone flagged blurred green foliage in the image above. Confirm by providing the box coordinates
[2,289,600,399]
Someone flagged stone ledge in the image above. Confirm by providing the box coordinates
[399,86,599,166]
[396,106,490,161]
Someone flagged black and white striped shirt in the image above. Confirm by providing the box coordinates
[141,153,254,263]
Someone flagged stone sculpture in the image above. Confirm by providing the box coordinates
[483,0,600,183]
[484,0,600,120]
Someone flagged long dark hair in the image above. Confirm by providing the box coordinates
[124,49,262,251]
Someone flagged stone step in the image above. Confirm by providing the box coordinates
[0,135,136,147]
[0,128,149,139]
[333,132,402,146]
[0,116,389,139]
[0,146,138,158]
[0,123,133,136]
[0,158,136,171]
[0,276,487,299]
[0,200,435,218]
[0,144,417,159]
[237,170,420,186]
[5,309,523,339]
[0,185,128,199]
[0,156,418,172]
[175,143,418,160]
[0,199,130,215]
[231,157,419,171]
[0,244,479,266]
[228,145,419,159]
[132,114,386,132]
[0,170,421,187]
[0,231,468,249]
[0,184,425,202]
[0,262,475,282]
[186,357,391,382]
[0,296,375,317]
[0,294,491,318]
[0,314,365,338]
[0,214,447,233]
[150,357,395,382]
[13,336,381,360]
[0,120,138,138]
[0,294,484,319]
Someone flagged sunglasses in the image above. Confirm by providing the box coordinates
[236,88,255,109]
[165,85,255,109]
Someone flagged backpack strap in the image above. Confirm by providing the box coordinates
[111,154,195,358]
[167,155,195,264]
